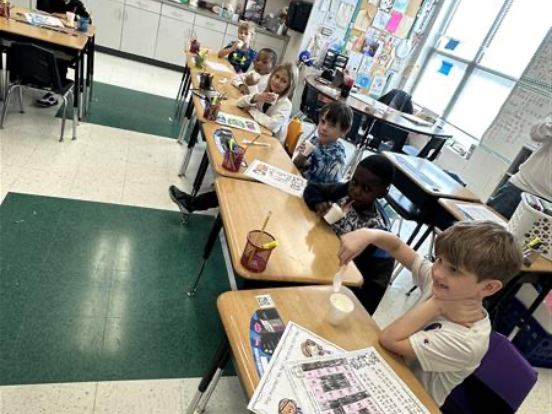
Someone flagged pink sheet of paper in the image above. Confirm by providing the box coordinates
[385,11,403,33]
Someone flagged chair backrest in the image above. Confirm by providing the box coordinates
[417,135,447,161]
[8,43,63,91]
[378,89,414,114]
[444,331,538,414]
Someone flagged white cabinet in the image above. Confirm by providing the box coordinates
[120,6,160,58]
[254,33,286,63]
[125,0,162,14]
[89,0,125,50]
[194,14,227,34]
[161,4,195,24]
[154,16,193,67]
[193,26,225,50]
[12,0,31,8]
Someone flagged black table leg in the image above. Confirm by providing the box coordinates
[191,151,209,198]
[179,119,200,176]
[186,337,230,414]
[187,214,223,297]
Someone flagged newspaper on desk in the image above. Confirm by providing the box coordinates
[248,322,345,414]
[245,160,307,198]
[285,347,430,414]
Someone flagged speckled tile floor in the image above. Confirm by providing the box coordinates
[0,52,549,414]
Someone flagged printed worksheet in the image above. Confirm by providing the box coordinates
[245,160,307,198]
[456,204,507,226]
[248,322,344,414]
[216,112,261,134]
[25,13,64,28]
[286,348,430,414]
[206,61,234,73]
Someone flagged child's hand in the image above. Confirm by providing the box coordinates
[238,84,249,95]
[315,202,332,218]
[434,298,484,327]
[254,92,278,103]
[338,229,373,265]
[245,73,260,86]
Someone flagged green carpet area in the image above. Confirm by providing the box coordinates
[57,82,183,139]
[0,193,231,386]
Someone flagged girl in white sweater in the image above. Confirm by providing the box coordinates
[237,62,299,144]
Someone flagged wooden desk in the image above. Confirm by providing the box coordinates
[215,177,363,286]
[185,48,235,74]
[202,123,297,181]
[1,8,97,123]
[217,286,441,412]
[384,152,480,202]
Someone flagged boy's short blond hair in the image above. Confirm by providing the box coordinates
[239,21,255,33]
[434,220,522,284]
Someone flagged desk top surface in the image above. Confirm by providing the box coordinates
[305,75,453,138]
[190,70,272,136]
[384,152,480,202]
[202,123,297,181]
[215,177,364,286]
[1,8,95,50]
[218,285,442,413]
[438,199,552,274]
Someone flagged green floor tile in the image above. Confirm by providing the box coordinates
[56,82,183,139]
[0,193,232,385]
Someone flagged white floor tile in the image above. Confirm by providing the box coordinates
[0,382,97,414]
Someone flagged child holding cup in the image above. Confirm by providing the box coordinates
[293,101,353,184]
[218,21,257,74]
[303,154,396,314]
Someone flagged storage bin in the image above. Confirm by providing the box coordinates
[508,192,552,261]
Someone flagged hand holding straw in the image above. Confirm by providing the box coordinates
[333,264,346,293]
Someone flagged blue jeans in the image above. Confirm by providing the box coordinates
[487,182,523,220]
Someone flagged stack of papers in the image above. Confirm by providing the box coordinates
[249,322,430,414]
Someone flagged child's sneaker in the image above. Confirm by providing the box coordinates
[37,93,58,107]
[169,185,193,214]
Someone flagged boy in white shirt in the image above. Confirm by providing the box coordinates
[232,48,277,95]
[338,221,522,407]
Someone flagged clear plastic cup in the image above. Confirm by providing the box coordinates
[324,203,345,225]
[327,293,355,325]
[222,145,245,172]
[240,231,276,272]
[66,12,75,27]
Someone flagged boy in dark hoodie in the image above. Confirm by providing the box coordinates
[303,154,396,314]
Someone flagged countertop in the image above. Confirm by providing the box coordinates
[153,0,290,41]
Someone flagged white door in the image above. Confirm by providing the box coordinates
[88,0,124,50]
[120,6,160,59]
[154,16,192,66]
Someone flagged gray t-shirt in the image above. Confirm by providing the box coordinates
[406,255,491,407]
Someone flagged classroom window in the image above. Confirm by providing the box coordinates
[411,0,552,147]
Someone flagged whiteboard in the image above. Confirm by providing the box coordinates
[481,28,552,162]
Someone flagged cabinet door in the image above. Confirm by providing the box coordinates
[88,0,124,50]
[11,0,30,8]
[193,26,225,51]
[154,16,192,67]
[120,6,160,59]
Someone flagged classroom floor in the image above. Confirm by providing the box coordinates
[0,53,549,413]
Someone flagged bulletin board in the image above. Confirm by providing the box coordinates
[480,28,552,162]
[347,0,435,96]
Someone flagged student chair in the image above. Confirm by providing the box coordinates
[441,331,538,414]
[0,43,76,141]
[402,135,448,161]
[368,89,414,153]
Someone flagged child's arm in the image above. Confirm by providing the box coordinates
[303,182,347,217]
[339,229,417,270]
[218,42,238,58]
[246,100,292,137]
[380,297,485,359]
[529,115,552,142]
[293,150,309,168]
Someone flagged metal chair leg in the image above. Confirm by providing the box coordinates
[0,84,17,128]
[70,90,77,140]
[18,85,24,113]
[59,94,68,142]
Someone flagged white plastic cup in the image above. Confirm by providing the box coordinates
[327,293,354,326]
[302,141,316,157]
[235,40,244,49]
[324,203,345,225]
[66,12,76,26]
